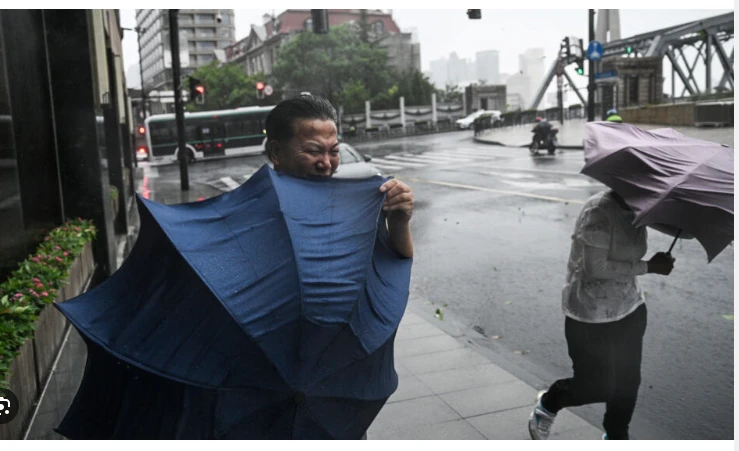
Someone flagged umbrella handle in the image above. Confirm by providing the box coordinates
[666,229,682,255]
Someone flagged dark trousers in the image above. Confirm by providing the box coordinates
[541,303,647,440]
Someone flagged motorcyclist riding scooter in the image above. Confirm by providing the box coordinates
[530,117,558,155]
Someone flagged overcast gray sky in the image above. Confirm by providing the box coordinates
[120,8,733,93]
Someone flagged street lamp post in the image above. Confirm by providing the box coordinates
[168,9,189,191]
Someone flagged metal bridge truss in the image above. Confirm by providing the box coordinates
[530,12,734,110]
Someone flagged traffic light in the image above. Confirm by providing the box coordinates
[561,37,571,61]
[467,9,481,19]
[256,81,265,100]
[625,46,633,55]
[575,39,585,75]
[311,9,329,34]
[138,126,146,135]
[188,77,205,104]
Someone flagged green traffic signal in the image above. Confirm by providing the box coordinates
[626,46,633,54]
[576,67,584,75]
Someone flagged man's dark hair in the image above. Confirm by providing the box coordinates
[265,95,338,144]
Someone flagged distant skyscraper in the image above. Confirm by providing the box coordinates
[596,9,621,43]
[476,50,499,84]
[519,48,545,107]
[506,73,530,108]
[429,58,448,87]
[447,52,470,85]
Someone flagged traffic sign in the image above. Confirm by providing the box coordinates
[264,85,274,96]
[595,71,617,80]
[587,40,603,61]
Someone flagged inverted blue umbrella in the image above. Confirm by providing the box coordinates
[54,164,412,439]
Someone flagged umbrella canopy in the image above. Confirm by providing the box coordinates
[582,122,733,262]
[55,164,412,439]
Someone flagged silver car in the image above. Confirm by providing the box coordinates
[333,143,382,179]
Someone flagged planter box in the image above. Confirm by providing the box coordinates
[0,243,94,440]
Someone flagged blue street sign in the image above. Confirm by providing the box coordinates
[595,71,617,80]
[587,40,603,61]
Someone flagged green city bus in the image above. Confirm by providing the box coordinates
[143,106,274,162]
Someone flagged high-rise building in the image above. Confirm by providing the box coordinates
[519,48,545,108]
[476,50,499,84]
[136,9,236,94]
[506,72,530,109]
[429,58,448,87]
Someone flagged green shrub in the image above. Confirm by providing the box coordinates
[0,218,96,388]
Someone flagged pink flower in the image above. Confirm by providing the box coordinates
[14,293,22,299]
[45,237,50,241]
[32,257,40,262]
[63,251,69,256]
[41,291,49,297]
[32,292,39,297]
[54,246,61,251]
[32,278,41,282]
[35,283,44,288]
[55,257,63,262]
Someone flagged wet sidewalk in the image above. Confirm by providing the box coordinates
[366,308,602,440]
[475,121,735,149]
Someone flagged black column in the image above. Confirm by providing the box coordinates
[1,10,64,236]
[43,10,116,279]
[104,49,128,235]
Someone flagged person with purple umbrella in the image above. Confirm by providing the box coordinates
[528,189,675,440]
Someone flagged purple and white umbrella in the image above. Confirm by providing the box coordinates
[582,121,733,262]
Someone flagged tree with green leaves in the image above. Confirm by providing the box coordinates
[273,24,392,108]
[186,61,272,112]
[436,83,463,104]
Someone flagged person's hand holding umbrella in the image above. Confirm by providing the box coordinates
[647,252,675,275]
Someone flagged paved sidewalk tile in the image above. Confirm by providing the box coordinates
[439,380,537,418]
[401,348,490,375]
[369,395,461,435]
[387,374,434,404]
[416,363,518,395]
[370,419,486,440]
[396,322,447,341]
[394,334,464,358]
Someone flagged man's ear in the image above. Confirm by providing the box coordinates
[266,140,280,166]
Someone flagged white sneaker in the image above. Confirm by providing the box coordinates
[528,390,556,440]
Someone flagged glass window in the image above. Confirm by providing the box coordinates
[219,28,231,39]
[374,21,384,34]
[197,41,217,51]
[197,28,216,38]
[304,18,313,30]
[196,14,214,24]
[200,54,215,63]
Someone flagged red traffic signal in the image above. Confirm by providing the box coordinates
[195,85,205,94]
[256,81,265,90]
[138,126,146,135]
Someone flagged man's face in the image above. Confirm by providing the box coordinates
[270,119,340,178]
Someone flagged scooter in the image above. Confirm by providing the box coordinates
[529,128,559,156]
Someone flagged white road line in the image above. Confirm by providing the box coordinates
[220,176,240,190]
[371,157,428,167]
[400,154,473,163]
[404,177,585,205]
[371,162,405,171]
[425,150,497,159]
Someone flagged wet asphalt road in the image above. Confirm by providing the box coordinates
[144,130,733,439]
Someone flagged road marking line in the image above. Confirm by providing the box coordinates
[371,162,405,171]
[429,150,497,158]
[473,164,582,177]
[403,177,586,204]
[400,154,473,163]
[220,176,240,190]
[372,157,428,167]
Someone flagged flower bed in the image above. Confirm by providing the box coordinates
[0,218,96,439]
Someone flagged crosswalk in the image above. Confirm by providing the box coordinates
[204,147,587,193]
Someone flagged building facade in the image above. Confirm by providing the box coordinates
[506,72,531,109]
[0,9,137,286]
[136,9,235,95]
[476,50,500,85]
[519,48,545,105]
[464,84,507,115]
[224,10,420,79]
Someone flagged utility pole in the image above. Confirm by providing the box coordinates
[168,9,189,191]
[587,9,596,121]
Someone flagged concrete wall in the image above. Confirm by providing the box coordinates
[620,102,696,126]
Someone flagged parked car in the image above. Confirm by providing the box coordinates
[456,110,502,130]
[333,142,382,179]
